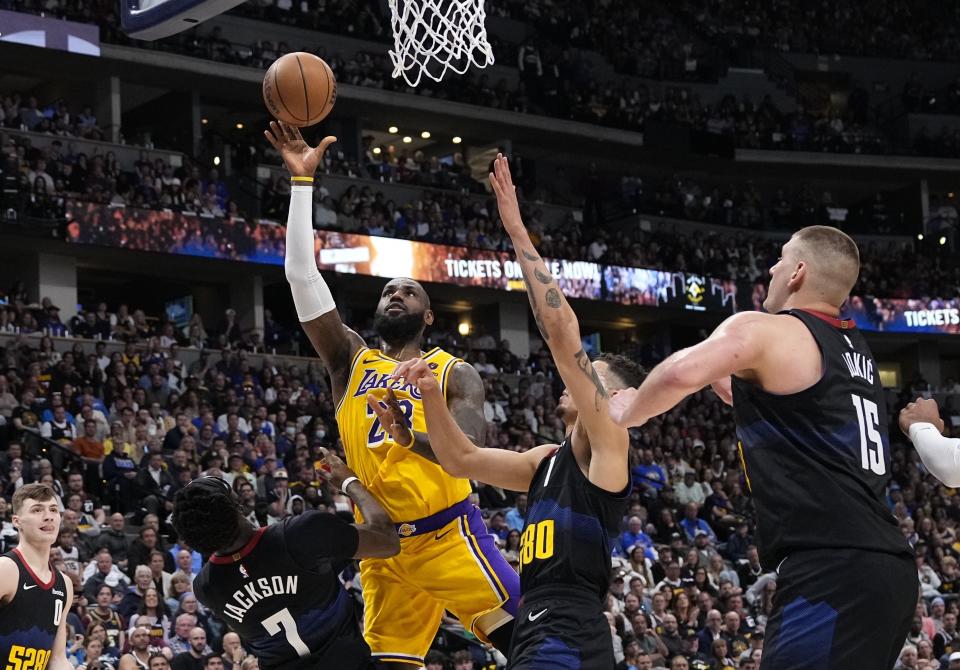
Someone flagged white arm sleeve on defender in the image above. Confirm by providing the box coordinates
[908,422,960,487]
[284,185,336,322]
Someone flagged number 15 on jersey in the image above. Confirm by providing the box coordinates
[852,394,886,475]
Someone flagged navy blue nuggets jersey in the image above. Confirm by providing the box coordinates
[0,549,68,670]
[732,309,911,568]
[192,512,369,670]
[521,440,630,599]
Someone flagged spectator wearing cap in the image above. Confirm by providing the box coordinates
[694,530,720,567]
[949,651,960,670]
[655,560,684,594]
[931,597,946,631]
[610,567,630,601]
[679,503,716,544]
[674,471,707,506]
[223,453,255,488]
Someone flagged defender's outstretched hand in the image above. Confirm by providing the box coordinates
[392,358,440,393]
[263,121,336,178]
[488,154,525,236]
[366,389,415,447]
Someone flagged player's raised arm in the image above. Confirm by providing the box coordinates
[264,122,364,400]
[390,358,558,492]
[317,448,400,558]
[900,398,960,488]
[608,311,770,428]
[488,155,626,489]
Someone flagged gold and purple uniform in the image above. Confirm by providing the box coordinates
[336,346,519,666]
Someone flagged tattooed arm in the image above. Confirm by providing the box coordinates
[488,155,629,492]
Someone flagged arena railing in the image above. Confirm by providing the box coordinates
[18,426,86,472]
[3,129,186,172]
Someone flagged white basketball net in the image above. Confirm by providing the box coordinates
[388,0,495,87]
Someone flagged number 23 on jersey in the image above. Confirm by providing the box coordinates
[366,399,413,447]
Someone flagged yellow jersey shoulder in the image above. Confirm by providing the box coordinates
[337,346,462,416]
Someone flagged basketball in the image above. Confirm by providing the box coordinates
[262,52,337,127]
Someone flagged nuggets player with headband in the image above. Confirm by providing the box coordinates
[264,121,519,668]
[0,483,73,670]
[392,155,645,669]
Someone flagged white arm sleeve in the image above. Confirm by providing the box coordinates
[908,422,960,487]
[284,185,336,322]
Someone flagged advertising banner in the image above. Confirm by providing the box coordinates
[65,202,602,299]
[603,266,739,313]
[66,203,960,333]
[844,296,960,335]
[313,229,603,299]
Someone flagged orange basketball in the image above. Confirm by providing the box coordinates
[263,52,337,128]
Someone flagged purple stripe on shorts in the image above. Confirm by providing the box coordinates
[467,506,520,616]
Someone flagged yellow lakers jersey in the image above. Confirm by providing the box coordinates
[335,346,472,522]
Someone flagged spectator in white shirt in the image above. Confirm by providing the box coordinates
[674,471,708,506]
[484,394,507,425]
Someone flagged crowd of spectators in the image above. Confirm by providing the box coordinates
[0,290,954,669]
[158,34,889,156]
[0,123,237,221]
[0,0,901,157]
[0,286,299,355]
[673,0,960,63]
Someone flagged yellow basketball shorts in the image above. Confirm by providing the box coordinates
[360,498,520,666]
